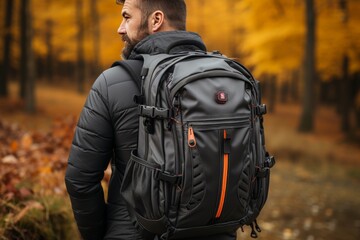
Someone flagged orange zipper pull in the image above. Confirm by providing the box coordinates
[188,126,197,148]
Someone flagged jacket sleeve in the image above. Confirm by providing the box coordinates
[65,73,113,240]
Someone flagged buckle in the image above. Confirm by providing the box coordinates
[265,155,276,168]
[138,105,169,119]
[255,104,267,116]
[139,105,155,118]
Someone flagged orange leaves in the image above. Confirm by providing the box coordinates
[0,116,77,201]
[10,140,18,153]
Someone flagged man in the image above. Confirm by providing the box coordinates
[65,0,236,239]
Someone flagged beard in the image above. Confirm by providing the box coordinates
[121,28,150,59]
[121,34,136,60]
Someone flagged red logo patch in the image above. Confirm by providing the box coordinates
[216,91,228,104]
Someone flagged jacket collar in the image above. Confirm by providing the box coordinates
[128,31,206,59]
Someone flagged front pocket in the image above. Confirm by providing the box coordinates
[120,150,165,220]
[177,119,252,227]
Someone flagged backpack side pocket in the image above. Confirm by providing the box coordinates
[120,150,167,233]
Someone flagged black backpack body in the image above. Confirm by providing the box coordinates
[118,52,275,239]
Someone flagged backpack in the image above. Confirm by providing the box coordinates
[116,51,275,240]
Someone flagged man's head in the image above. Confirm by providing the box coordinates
[116,0,186,59]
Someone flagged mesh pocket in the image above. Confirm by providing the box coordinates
[120,150,165,220]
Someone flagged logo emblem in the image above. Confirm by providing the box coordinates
[216,91,228,104]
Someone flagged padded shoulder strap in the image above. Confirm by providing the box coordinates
[111,60,143,89]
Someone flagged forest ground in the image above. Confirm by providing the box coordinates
[0,82,360,240]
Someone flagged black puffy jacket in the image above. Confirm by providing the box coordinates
[65,31,236,240]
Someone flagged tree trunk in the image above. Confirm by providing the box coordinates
[268,75,277,114]
[21,0,36,113]
[1,0,14,97]
[20,0,27,98]
[45,19,54,82]
[280,81,289,103]
[299,0,316,132]
[290,70,300,102]
[334,77,342,114]
[340,55,351,133]
[319,81,329,104]
[354,72,360,129]
[261,77,269,101]
[338,0,352,134]
[76,0,85,93]
[90,0,101,77]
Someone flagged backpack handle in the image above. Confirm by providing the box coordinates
[166,39,206,54]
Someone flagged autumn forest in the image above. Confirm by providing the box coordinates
[0,0,360,239]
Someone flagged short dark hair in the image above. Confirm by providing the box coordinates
[116,0,186,30]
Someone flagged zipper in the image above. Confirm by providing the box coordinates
[169,70,251,100]
[187,117,250,130]
[215,129,229,218]
[188,126,197,148]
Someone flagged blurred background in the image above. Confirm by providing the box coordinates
[0,0,359,239]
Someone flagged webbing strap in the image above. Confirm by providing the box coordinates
[164,221,241,239]
[256,167,269,178]
[155,169,182,185]
[135,212,168,235]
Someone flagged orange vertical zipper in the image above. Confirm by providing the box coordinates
[215,129,229,218]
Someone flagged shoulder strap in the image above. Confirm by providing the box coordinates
[111,60,143,89]
[140,54,181,105]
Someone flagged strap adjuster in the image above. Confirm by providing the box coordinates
[255,104,267,116]
[256,154,275,178]
[265,154,276,168]
[138,105,170,119]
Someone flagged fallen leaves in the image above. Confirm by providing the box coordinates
[0,116,81,238]
[0,114,113,229]
[0,116,77,200]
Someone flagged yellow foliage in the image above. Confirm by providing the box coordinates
[99,9,124,65]
[231,0,360,81]
[315,0,360,80]
[236,0,306,78]
[4,0,359,80]
[187,0,242,57]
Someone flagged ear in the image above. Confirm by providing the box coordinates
[149,10,165,33]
